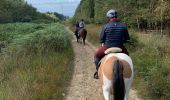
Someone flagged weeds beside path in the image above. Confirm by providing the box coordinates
[64,27,142,100]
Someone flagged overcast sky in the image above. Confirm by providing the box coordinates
[26,0,81,17]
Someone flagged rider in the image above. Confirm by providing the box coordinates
[79,19,85,29]
[75,21,79,35]
[94,9,130,79]
[78,19,85,36]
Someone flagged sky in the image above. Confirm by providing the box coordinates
[26,0,81,17]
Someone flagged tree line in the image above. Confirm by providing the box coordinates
[73,0,170,31]
[0,0,67,23]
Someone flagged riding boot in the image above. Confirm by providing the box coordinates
[94,57,100,79]
[95,57,101,71]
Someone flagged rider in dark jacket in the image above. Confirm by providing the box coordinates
[94,9,130,79]
[75,21,79,35]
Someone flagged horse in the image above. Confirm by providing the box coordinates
[98,47,134,100]
[75,28,87,45]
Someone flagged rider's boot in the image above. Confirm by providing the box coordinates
[94,58,100,79]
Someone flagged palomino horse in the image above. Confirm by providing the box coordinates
[75,28,87,45]
[98,47,134,100]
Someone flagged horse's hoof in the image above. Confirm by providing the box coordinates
[94,72,99,79]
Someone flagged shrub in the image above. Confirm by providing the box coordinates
[0,23,74,99]
[3,23,69,54]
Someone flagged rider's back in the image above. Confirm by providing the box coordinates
[100,21,129,48]
[79,21,85,28]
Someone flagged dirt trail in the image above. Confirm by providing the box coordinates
[64,28,141,100]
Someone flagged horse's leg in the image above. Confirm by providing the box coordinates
[81,37,83,44]
[102,74,112,100]
[83,38,85,45]
[123,58,134,100]
[83,34,86,45]
[77,36,79,43]
[124,78,133,100]
[75,34,79,43]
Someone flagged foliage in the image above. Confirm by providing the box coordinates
[130,34,170,99]
[53,12,67,21]
[0,23,48,47]
[73,0,170,31]
[0,0,57,23]
[73,0,95,23]
[0,23,74,99]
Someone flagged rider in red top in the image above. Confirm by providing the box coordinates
[94,9,130,79]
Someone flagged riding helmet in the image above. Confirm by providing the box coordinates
[106,9,117,18]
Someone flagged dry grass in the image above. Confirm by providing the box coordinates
[86,24,102,47]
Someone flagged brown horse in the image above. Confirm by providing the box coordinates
[75,28,87,45]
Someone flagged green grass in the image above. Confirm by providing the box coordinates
[0,23,48,43]
[131,34,170,100]
[0,23,74,99]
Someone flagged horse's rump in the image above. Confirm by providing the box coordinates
[98,53,133,100]
[76,28,87,45]
[79,28,87,38]
[98,55,132,80]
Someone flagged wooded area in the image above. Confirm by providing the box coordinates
[73,0,170,32]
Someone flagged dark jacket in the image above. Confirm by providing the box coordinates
[75,22,79,28]
[100,18,129,47]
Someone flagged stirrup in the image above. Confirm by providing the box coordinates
[94,72,99,79]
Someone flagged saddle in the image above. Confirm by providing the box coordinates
[100,47,122,65]
[104,47,122,54]
[94,47,122,79]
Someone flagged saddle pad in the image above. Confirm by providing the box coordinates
[104,47,122,54]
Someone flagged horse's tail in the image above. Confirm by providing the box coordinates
[113,60,125,100]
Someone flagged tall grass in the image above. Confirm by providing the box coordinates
[0,23,74,99]
[0,23,48,43]
[85,24,101,46]
[131,33,170,100]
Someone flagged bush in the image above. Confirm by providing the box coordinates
[32,19,57,24]
[0,23,47,44]
[4,23,70,54]
[0,23,74,99]
[21,16,32,22]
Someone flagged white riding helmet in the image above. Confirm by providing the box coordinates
[106,9,117,18]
